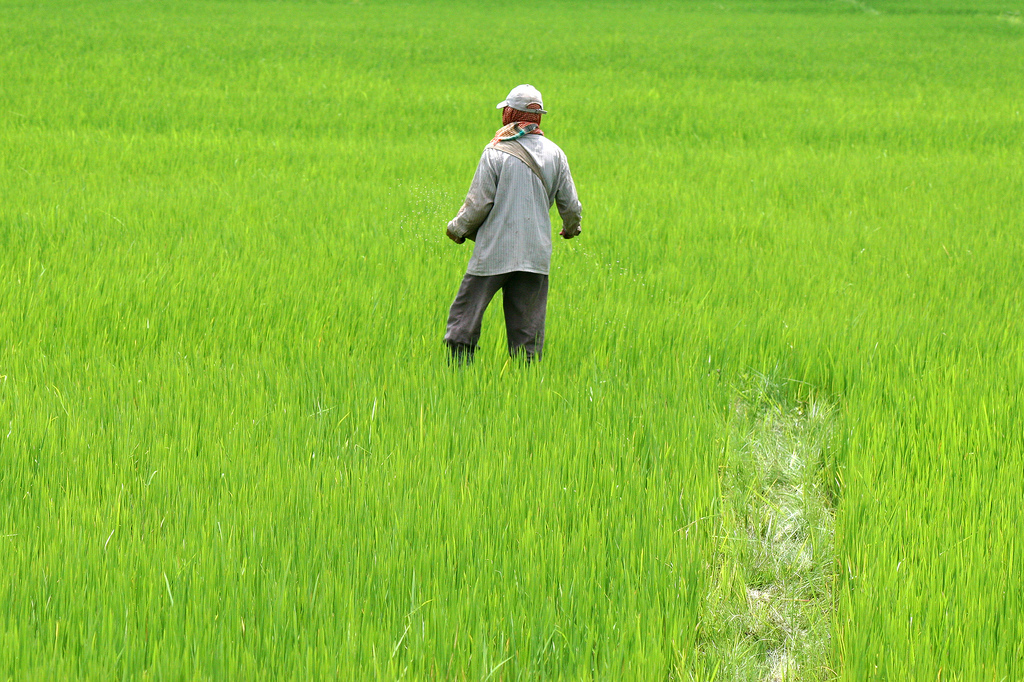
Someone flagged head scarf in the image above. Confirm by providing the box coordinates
[492,104,544,144]
[502,105,543,127]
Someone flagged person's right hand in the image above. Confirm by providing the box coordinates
[446,227,466,244]
[560,226,581,239]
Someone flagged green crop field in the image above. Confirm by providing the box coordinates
[1,0,1022,679]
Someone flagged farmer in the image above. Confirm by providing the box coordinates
[444,84,583,363]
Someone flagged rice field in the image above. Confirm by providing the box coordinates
[1,0,1022,679]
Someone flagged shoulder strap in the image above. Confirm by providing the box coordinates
[487,139,547,193]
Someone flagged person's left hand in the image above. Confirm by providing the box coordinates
[446,227,465,244]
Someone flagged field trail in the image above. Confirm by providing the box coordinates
[703,381,838,681]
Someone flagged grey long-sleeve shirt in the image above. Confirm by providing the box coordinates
[447,134,582,276]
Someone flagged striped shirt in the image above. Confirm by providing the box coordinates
[447,134,582,276]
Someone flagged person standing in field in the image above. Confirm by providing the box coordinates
[444,84,583,363]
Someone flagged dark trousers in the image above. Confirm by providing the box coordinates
[444,271,549,362]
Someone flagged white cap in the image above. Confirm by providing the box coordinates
[496,84,547,115]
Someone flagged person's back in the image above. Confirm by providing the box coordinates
[459,134,579,277]
[444,84,582,363]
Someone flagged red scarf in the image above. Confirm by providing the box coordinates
[491,106,544,144]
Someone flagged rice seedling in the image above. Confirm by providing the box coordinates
[1,0,1021,679]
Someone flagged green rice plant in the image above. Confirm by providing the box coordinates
[1,0,1022,679]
